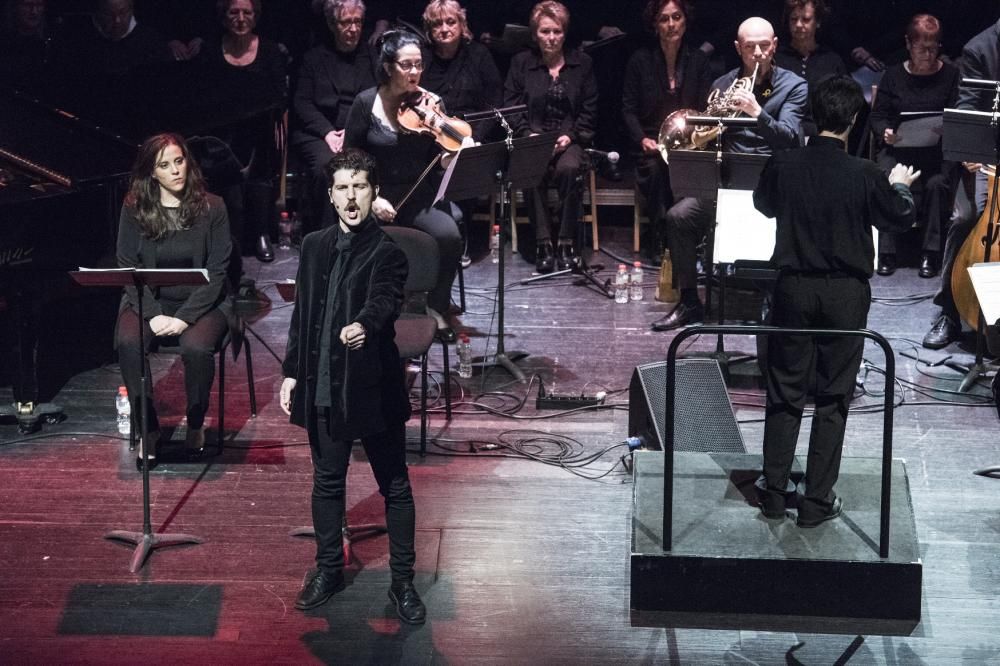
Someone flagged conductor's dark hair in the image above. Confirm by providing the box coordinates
[324,148,379,190]
[376,29,424,84]
[811,75,865,134]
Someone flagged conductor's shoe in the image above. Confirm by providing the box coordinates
[535,241,555,273]
[755,476,793,519]
[651,302,704,331]
[796,496,843,528]
[918,253,938,278]
[922,314,959,350]
[255,235,275,263]
[876,254,896,276]
[388,580,426,625]
[556,242,581,271]
[295,569,345,610]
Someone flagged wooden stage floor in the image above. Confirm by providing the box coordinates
[2,227,999,664]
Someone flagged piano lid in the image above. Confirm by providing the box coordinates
[0,89,136,188]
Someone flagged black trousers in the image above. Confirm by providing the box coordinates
[634,151,674,253]
[934,169,982,319]
[116,306,228,433]
[663,196,713,291]
[528,143,584,243]
[310,412,415,582]
[877,156,956,255]
[762,274,870,520]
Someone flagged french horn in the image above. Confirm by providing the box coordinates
[657,62,759,163]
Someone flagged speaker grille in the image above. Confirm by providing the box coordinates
[629,359,746,453]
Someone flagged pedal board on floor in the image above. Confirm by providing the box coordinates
[535,383,604,410]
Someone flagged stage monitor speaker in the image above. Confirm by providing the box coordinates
[628,358,746,453]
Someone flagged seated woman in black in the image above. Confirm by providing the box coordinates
[622,0,712,257]
[115,133,232,469]
[344,29,464,340]
[869,13,959,278]
[502,0,598,273]
[196,0,287,263]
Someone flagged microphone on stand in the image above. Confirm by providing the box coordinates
[584,148,620,164]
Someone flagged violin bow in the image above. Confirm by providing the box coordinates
[393,152,443,212]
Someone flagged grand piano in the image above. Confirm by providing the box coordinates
[0,89,136,433]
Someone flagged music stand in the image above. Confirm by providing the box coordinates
[71,267,208,572]
[436,125,558,381]
[943,99,1000,392]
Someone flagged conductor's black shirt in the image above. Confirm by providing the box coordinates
[753,136,916,279]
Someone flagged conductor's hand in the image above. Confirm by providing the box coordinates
[340,322,366,350]
[372,196,397,222]
[888,163,921,188]
[150,315,189,336]
[279,377,296,415]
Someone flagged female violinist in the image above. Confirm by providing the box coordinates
[344,29,464,341]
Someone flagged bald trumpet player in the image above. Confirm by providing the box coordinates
[651,16,809,331]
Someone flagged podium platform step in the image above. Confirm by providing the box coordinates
[630,451,922,621]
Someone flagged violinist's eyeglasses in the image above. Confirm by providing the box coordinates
[395,60,424,72]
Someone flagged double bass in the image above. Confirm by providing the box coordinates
[951,165,999,329]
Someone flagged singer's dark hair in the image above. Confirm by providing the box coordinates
[811,75,865,134]
[125,133,208,241]
[324,148,380,190]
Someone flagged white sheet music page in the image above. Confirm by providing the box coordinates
[714,189,775,263]
[967,262,1000,325]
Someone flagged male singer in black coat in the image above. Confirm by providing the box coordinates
[280,149,425,623]
[752,76,918,526]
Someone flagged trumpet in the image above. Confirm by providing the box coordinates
[657,62,759,163]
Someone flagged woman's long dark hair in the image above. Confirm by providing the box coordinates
[124,133,208,241]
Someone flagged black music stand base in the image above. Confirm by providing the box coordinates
[0,402,64,435]
[519,257,613,299]
[105,530,204,574]
[289,518,388,566]
[472,350,529,381]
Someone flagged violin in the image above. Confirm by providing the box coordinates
[952,165,1000,329]
[397,89,472,153]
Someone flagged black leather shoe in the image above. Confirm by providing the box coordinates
[535,241,554,274]
[797,496,843,528]
[922,314,960,350]
[388,580,426,625]
[295,569,345,610]
[876,254,896,276]
[918,253,938,278]
[255,235,274,262]
[755,476,794,519]
[651,302,704,331]
[556,242,581,271]
[435,326,457,344]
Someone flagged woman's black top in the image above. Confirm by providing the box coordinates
[420,40,503,142]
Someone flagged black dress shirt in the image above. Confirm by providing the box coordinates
[420,40,503,142]
[292,40,377,144]
[711,65,808,154]
[774,43,846,90]
[754,135,916,279]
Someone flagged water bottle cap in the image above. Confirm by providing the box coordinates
[618,263,627,270]
[633,261,642,267]
[280,211,289,219]
[118,386,128,395]
[492,225,499,232]
[459,333,470,343]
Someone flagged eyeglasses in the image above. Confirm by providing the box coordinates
[910,43,941,55]
[395,60,424,72]
[336,18,363,27]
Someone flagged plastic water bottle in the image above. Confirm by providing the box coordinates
[656,249,679,302]
[278,211,293,249]
[457,334,473,378]
[614,264,629,304]
[116,386,131,435]
[629,261,644,301]
[490,224,500,263]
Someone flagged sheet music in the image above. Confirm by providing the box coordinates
[893,113,943,148]
[714,189,775,263]
[967,262,1000,325]
[77,266,209,281]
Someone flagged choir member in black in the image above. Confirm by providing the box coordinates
[279,149,423,623]
[774,0,845,92]
[196,0,288,263]
[870,14,959,279]
[923,17,1000,350]
[0,0,50,92]
[753,76,918,525]
[292,0,376,233]
[420,0,502,143]
[345,30,464,341]
[621,0,712,258]
[116,134,233,470]
[652,16,807,331]
[134,0,215,60]
[502,1,598,273]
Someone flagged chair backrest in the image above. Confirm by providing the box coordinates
[382,226,439,295]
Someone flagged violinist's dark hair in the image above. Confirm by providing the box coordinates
[124,133,208,241]
[643,0,694,33]
[811,75,865,134]
[324,148,380,191]
[376,29,424,84]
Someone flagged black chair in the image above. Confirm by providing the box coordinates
[383,226,453,454]
[148,315,257,456]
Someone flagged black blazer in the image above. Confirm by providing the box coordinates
[282,220,410,434]
[502,47,598,145]
[291,41,377,145]
[958,20,1000,111]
